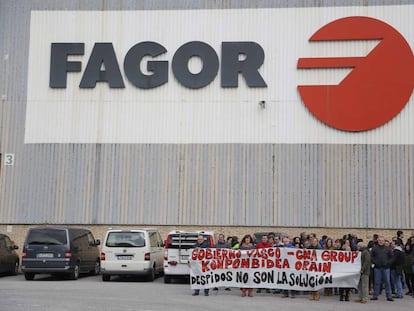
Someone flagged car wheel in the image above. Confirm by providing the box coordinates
[164,275,171,284]
[146,266,155,282]
[102,274,111,282]
[24,272,35,280]
[69,263,80,280]
[90,260,100,275]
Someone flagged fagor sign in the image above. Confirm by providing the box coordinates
[48,16,414,133]
[49,41,267,89]
[25,8,414,144]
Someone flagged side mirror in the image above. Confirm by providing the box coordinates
[10,245,19,250]
[95,239,101,246]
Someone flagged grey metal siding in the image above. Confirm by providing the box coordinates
[1,144,412,228]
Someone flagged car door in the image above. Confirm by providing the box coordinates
[86,232,99,269]
[4,236,18,273]
[0,237,7,273]
[152,231,164,271]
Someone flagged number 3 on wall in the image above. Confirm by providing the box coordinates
[4,154,14,166]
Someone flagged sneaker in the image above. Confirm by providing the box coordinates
[225,288,231,291]
[354,299,362,303]
[192,292,199,296]
[213,288,218,291]
[386,298,394,302]
[370,297,378,300]
[360,299,368,304]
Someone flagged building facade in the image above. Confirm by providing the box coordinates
[0,1,413,243]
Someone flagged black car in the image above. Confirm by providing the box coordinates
[21,227,100,280]
[0,233,19,275]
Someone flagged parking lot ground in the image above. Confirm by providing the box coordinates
[0,274,413,311]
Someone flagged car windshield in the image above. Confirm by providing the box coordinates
[27,229,67,245]
[106,232,145,247]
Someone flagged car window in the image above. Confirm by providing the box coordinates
[4,236,12,248]
[149,232,158,247]
[157,232,163,246]
[26,229,67,245]
[87,233,95,245]
[73,233,89,249]
[106,232,145,247]
[0,238,5,249]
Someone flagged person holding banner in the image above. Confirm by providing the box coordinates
[308,238,321,301]
[255,234,272,294]
[239,234,255,297]
[192,234,212,296]
[213,234,231,292]
[370,236,394,302]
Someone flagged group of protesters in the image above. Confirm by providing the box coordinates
[191,229,414,303]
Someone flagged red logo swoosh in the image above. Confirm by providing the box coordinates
[298,16,414,132]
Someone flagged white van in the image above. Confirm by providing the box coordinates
[163,231,214,283]
[100,228,164,281]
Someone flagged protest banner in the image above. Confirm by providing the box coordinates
[190,247,360,290]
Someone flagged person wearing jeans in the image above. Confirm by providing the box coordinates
[192,235,212,296]
[370,236,394,302]
[390,244,405,299]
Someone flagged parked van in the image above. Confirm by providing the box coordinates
[163,231,214,283]
[100,228,164,281]
[21,227,101,280]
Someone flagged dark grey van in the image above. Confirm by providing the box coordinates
[21,227,100,280]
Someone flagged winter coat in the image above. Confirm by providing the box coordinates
[371,244,393,269]
[360,247,371,276]
[390,247,405,275]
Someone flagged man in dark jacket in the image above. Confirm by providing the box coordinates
[370,236,394,301]
[192,235,212,296]
[355,242,371,303]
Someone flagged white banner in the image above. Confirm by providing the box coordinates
[190,248,360,290]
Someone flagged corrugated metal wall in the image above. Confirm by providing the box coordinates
[1,1,413,228]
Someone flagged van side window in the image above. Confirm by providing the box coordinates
[149,232,157,247]
[4,236,12,248]
[87,233,95,246]
[157,232,163,247]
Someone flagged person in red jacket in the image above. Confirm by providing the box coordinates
[256,234,272,249]
[256,235,272,293]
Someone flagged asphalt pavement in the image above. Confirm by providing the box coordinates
[0,274,413,311]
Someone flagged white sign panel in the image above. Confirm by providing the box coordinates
[25,7,414,144]
[4,154,14,166]
[190,248,361,290]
